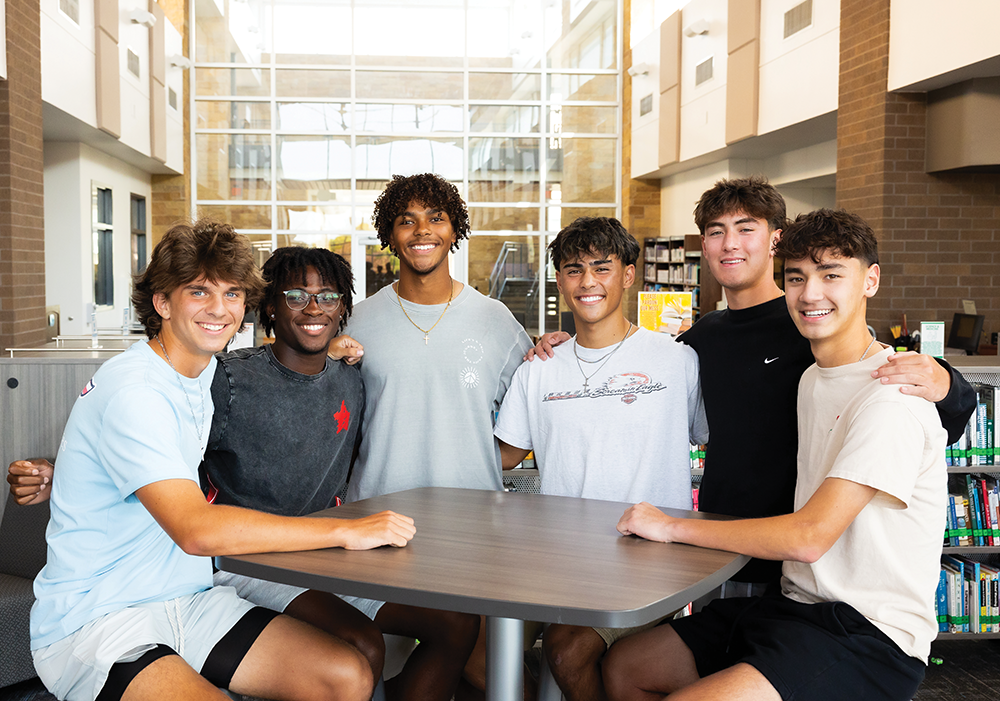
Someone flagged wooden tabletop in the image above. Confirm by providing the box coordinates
[217,487,749,628]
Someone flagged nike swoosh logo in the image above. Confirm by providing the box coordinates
[764,357,778,364]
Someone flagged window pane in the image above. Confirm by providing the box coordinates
[276,136,352,200]
[276,103,349,132]
[195,0,271,64]
[356,104,463,133]
[552,105,616,134]
[277,205,353,231]
[546,0,617,70]
[364,241,399,297]
[354,4,464,66]
[548,74,617,102]
[276,70,351,99]
[272,1,351,65]
[197,101,272,130]
[468,137,540,203]
[553,206,617,229]
[467,235,539,335]
[468,4,544,69]
[548,138,615,203]
[197,134,272,201]
[469,207,541,231]
[356,72,463,100]
[469,73,540,101]
[197,204,272,230]
[356,137,464,181]
[470,105,540,133]
[94,229,114,306]
[197,67,270,97]
[274,234,352,262]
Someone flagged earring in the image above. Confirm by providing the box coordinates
[270,314,275,318]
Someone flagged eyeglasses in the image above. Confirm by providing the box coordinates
[282,289,343,311]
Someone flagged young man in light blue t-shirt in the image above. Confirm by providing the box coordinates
[28,221,415,701]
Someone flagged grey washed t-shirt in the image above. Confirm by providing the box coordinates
[345,283,532,501]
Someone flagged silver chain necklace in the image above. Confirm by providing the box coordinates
[573,321,633,393]
[156,335,205,444]
[858,334,877,362]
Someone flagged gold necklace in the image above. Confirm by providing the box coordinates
[395,281,454,345]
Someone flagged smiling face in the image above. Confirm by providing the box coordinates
[701,211,781,307]
[783,249,880,366]
[268,266,342,374]
[555,250,635,335]
[388,200,457,279]
[153,275,246,376]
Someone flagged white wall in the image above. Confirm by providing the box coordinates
[119,0,153,155]
[164,19,186,172]
[678,0,727,160]
[776,185,835,218]
[758,0,839,134]
[45,143,152,335]
[889,0,1000,91]
[630,29,661,177]
[41,0,97,125]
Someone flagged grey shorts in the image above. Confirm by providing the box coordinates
[32,586,258,701]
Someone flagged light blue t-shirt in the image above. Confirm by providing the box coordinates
[31,341,216,649]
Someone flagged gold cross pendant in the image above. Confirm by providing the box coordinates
[424,333,429,345]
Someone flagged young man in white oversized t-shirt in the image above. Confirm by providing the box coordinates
[493,216,708,701]
[604,209,946,701]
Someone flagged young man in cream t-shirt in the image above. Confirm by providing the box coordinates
[604,209,946,701]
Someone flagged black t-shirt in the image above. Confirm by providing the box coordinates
[680,298,812,583]
[680,297,975,583]
[201,345,364,517]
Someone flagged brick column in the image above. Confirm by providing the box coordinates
[0,0,46,348]
[837,0,1000,339]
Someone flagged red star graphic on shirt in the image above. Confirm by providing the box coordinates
[334,400,350,434]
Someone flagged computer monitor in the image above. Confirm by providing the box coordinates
[947,313,985,354]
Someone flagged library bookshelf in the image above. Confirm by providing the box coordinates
[642,235,703,316]
[939,355,1000,639]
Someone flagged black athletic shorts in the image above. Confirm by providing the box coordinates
[669,593,926,701]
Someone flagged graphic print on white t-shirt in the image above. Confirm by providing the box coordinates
[543,371,667,404]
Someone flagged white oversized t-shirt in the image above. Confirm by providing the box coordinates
[782,347,947,662]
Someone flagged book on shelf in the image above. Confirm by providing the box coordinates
[945,478,1000,547]
[938,555,1000,634]
[947,381,1000,466]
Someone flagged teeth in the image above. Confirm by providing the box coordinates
[302,324,325,330]
[803,310,831,317]
[201,323,225,331]
[412,244,435,250]
[579,295,603,303]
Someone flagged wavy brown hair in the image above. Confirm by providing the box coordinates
[132,219,265,339]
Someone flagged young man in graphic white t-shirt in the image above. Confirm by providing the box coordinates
[604,209,946,701]
[494,216,708,701]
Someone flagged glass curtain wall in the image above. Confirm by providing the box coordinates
[192,0,621,336]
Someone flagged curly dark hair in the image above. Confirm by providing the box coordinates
[132,219,265,340]
[548,217,640,270]
[693,176,788,235]
[258,247,355,337]
[371,173,470,252]
[775,209,879,267]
